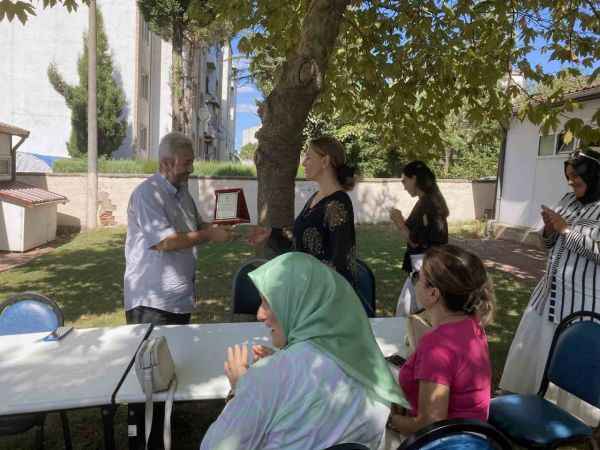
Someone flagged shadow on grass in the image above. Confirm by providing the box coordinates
[0,229,128,323]
[0,223,541,450]
[0,228,257,326]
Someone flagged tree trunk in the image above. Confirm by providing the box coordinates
[443,147,453,176]
[255,0,351,251]
[86,0,98,230]
[171,20,186,132]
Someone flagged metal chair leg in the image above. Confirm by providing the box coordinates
[35,414,47,450]
[60,411,72,450]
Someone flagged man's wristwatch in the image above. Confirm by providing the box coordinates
[562,227,571,235]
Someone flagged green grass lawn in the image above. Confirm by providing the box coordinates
[0,223,536,449]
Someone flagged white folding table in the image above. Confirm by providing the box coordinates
[116,317,407,404]
[116,317,407,449]
[0,324,152,449]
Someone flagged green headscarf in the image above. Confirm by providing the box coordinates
[248,252,407,407]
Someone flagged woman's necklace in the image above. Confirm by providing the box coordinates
[436,311,467,325]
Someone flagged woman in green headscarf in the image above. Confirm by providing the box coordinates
[200,252,406,450]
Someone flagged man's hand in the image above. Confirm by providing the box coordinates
[224,344,249,390]
[207,225,233,243]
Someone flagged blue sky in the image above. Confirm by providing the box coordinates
[232,38,262,150]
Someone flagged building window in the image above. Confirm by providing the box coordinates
[0,158,10,178]
[139,127,148,150]
[556,131,575,154]
[538,134,556,156]
[141,74,149,100]
[538,132,576,157]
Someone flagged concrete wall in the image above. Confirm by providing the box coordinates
[0,0,137,158]
[498,97,600,229]
[16,173,496,230]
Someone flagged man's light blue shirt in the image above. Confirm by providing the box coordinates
[124,173,203,314]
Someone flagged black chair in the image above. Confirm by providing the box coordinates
[230,257,268,320]
[489,311,600,449]
[398,418,513,450]
[0,292,72,450]
[324,444,369,450]
[355,258,376,317]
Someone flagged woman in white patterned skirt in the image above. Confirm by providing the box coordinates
[500,147,600,425]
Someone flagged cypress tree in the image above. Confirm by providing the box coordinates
[48,6,126,158]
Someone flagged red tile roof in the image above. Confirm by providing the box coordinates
[0,122,30,138]
[0,181,67,207]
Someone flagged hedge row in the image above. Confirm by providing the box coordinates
[53,159,258,177]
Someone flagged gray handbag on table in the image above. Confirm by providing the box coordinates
[135,336,177,450]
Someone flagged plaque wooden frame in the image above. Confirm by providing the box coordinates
[213,188,250,225]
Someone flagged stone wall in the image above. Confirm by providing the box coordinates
[17,173,496,230]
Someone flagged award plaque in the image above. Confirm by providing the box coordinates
[213,188,250,225]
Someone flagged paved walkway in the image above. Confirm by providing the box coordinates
[450,236,546,284]
[0,234,73,272]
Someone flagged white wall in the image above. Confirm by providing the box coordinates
[0,1,137,158]
[17,173,496,230]
[499,97,600,229]
[0,202,24,251]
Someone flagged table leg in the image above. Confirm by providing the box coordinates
[128,403,144,450]
[101,404,118,450]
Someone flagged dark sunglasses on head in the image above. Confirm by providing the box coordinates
[569,150,600,165]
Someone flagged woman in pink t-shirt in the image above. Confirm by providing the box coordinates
[388,244,494,436]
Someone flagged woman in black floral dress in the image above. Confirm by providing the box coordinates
[249,136,358,289]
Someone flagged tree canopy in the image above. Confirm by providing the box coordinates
[4,0,598,147]
[3,0,599,227]
[228,0,599,152]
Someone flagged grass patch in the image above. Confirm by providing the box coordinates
[0,223,536,449]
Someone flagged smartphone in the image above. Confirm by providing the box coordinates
[43,326,74,342]
[385,354,407,367]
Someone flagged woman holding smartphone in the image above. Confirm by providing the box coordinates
[390,161,449,316]
[500,147,600,425]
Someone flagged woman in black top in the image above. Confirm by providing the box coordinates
[249,136,358,287]
[390,161,449,316]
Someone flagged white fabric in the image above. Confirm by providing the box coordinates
[379,429,404,450]
[199,341,390,450]
[500,305,600,426]
[395,254,424,317]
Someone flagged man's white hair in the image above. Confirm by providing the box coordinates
[158,132,194,161]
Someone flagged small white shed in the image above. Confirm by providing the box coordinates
[0,122,67,252]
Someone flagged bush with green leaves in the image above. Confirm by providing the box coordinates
[47,6,126,158]
[52,158,306,178]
